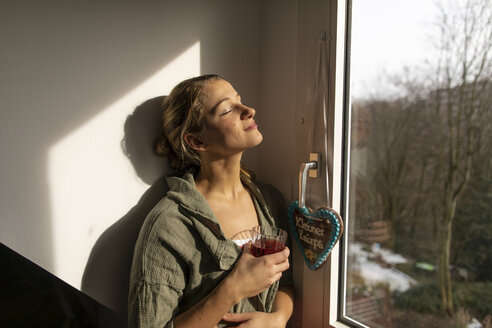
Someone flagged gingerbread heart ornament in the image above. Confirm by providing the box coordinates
[288,160,344,270]
[288,201,343,270]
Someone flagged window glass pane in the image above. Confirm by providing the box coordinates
[345,0,492,327]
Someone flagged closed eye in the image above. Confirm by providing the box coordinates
[220,107,232,116]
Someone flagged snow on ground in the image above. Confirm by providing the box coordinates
[348,243,482,327]
[467,318,482,328]
[349,242,417,292]
[371,243,408,264]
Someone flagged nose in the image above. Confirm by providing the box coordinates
[240,104,255,120]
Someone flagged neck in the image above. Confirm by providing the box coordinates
[195,154,245,199]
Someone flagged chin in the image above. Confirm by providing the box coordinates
[253,131,263,146]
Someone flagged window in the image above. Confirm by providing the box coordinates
[340,0,492,327]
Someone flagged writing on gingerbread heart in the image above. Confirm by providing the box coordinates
[287,200,344,270]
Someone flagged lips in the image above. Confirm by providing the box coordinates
[246,121,257,131]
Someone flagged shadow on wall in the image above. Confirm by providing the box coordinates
[81,96,174,316]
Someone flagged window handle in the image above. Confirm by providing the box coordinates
[298,161,318,208]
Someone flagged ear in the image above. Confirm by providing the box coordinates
[184,133,207,151]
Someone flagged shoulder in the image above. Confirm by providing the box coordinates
[132,196,195,266]
[138,196,196,252]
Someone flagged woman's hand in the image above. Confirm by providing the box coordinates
[226,243,290,302]
[221,311,287,328]
[175,245,290,328]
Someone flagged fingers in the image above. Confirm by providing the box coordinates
[242,242,251,253]
[222,312,253,323]
[264,246,290,264]
[233,245,290,297]
[275,257,290,273]
[254,247,290,274]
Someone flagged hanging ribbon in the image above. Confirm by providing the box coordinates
[306,31,332,209]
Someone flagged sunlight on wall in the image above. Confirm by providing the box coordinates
[48,42,200,288]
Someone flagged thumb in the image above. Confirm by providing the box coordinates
[222,312,253,323]
[242,242,252,255]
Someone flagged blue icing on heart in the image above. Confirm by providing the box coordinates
[287,200,343,270]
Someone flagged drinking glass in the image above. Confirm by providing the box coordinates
[230,229,255,248]
[251,226,287,257]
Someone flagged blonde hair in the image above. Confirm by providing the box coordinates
[155,74,255,180]
[155,75,221,172]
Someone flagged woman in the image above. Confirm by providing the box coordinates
[128,75,294,328]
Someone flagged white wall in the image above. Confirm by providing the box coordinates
[256,0,298,197]
[1,0,260,314]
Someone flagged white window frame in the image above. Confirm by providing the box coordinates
[326,0,354,327]
[326,1,392,327]
[323,0,350,328]
[291,1,364,327]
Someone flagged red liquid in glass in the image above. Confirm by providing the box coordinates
[251,238,285,257]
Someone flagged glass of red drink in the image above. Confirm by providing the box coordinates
[251,226,287,257]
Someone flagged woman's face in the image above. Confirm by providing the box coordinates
[196,79,263,158]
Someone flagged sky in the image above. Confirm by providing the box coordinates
[350,0,441,99]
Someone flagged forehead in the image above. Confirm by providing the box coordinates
[203,79,238,108]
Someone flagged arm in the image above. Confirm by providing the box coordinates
[174,245,290,328]
[173,276,237,328]
[271,285,295,326]
[220,285,294,328]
